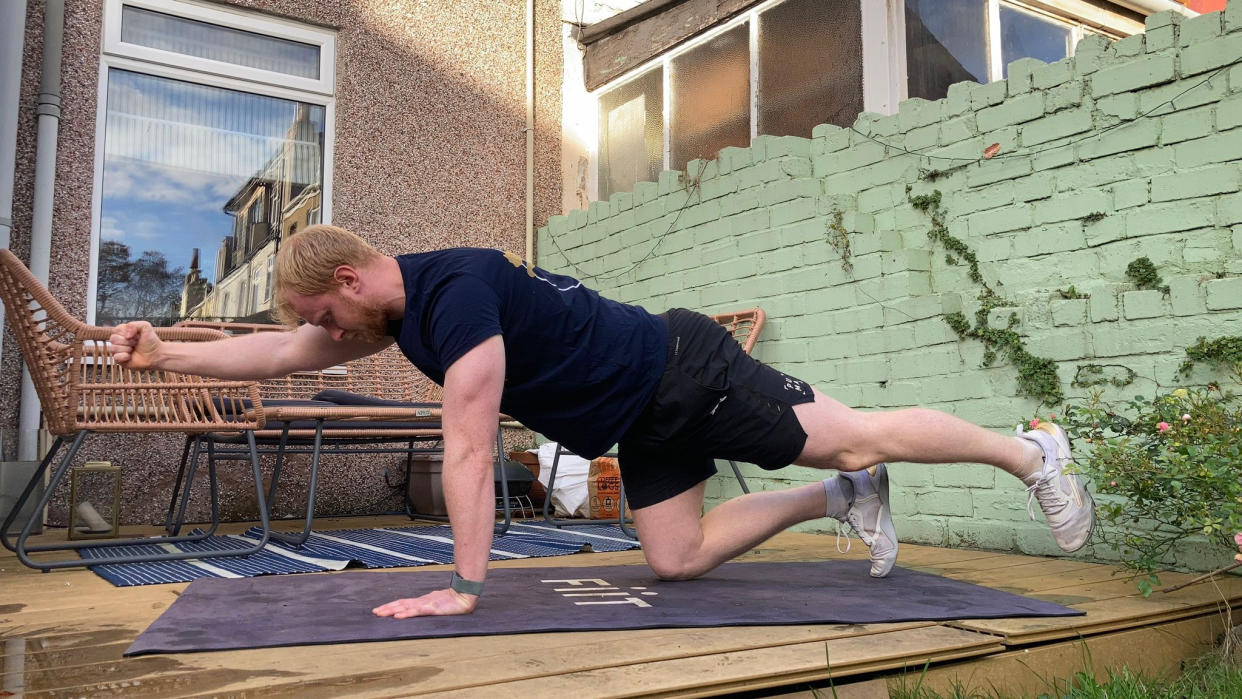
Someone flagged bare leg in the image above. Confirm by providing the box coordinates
[791,388,1043,481]
[633,480,833,580]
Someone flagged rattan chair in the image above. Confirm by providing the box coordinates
[540,308,768,536]
[0,249,274,571]
[164,321,519,546]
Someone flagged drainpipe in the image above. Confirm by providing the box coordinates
[19,0,64,461]
[525,0,535,265]
[0,0,29,421]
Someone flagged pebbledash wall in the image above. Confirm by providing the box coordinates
[538,6,1242,567]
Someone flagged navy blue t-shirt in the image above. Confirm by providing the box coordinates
[387,248,667,458]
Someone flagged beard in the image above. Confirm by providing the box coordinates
[339,294,390,343]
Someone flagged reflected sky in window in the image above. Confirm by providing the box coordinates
[98,69,323,323]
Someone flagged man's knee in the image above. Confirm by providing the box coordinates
[647,555,705,581]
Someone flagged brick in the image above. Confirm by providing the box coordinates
[905,123,939,150]
[751,134,811,160]
[1033,190,1111,225]
[1152,164,1239,202]
[976,93,1045,132]
[1169,276,1206,316]
[729,209,771,236]
[1229,0,1242,33]
[698,174,738,201]
[971,80,1009,111]
[1205,277,1242,310]
[939,115,977,145]
[1183,228,1230,264]
[1021,108,1093,146]
[811,125,850,155]
[967,203,1033,236]
[966,156,1033,187]
[1123,289,1167,319]
[1077,119,1161,160]
[1012,222,1086,257]
[1221,193,1242,225]
[1179,11,1224,48]
[768,198,818,227]
[1089,288,1120,322]
[1113,32,1144,57]
[719,187,762,217]
[1139,74,1227,114]
[1090,54,1175,97]
[1006,58,1044,95]
[1124,199,1214,236]
[1145,24,1177,53]
[1045,80,1084,112]
[1032,59,1074,89]
[1073,34,1114,76]
[1175,129,1242,168]
[1219,96,1242,131]
[948,523,1018,551]
[1112,179,1149,209]
[1096,93,1139,120]
[897,97,943,131]
[761,179,820,207]
[916,489,972,517]
[944,80,977,116]
[1161,106,1214,145]
[1050,298,1087,326]
[933,463,997,489]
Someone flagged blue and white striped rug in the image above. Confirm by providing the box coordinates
[79,522,641,587]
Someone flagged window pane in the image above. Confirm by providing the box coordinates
[905,0,988,101]
[97,69,325,325]
[670,23,750,171]
[999,4,1072,75]
[121,5,320,79]
[598,69,663,201]
[758,0,862,138]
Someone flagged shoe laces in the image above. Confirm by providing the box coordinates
[1026,469,1082,521]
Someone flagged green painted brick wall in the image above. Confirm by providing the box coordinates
[537,9,1242,569]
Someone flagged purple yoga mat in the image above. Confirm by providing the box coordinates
[125,560,1081,655]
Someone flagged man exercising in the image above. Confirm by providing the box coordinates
[109,224,1094,618]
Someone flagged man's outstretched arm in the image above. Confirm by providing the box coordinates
[109,320,392,380]
[372,334,505,618]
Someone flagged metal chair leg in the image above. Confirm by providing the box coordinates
[0,434,67,553]
[270,422,321,548]
[728,459,750,494]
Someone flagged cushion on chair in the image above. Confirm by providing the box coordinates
[312,389,439,409]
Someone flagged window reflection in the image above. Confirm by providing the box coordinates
[999,5,1073,75]
[906,0,989,101]
[97,69,324,325]
[670,23,750,172]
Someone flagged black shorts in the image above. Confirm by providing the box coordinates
[617,308,815,509]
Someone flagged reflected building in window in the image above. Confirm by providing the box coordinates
[181,104,322,323]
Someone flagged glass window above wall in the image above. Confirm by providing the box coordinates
[905,0,1129,101]
[670,23,751,172]
[598,69,663,201]
[758,0,862,138]
[999,4,1074,75]
[905,0,989,101]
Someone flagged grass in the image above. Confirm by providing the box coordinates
[883,651,1242,699]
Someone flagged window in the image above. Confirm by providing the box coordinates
[596,0,862,199]
[907,0,1103,100]
[90,0,334,325]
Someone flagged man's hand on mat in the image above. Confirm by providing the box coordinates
[372,589,477,618]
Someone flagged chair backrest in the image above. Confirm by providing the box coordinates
[0,249,90,434]
[176,320,433,402]
[0,250,261,435]
[709,308,766,355]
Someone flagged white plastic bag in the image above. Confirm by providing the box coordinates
[536,442,589,517]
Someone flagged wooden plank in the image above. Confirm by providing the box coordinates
[15,623,941,697]
[909,612,1227,698]
[415,625,1003,699]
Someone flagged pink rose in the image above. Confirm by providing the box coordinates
[1157,422,1171,433]
[1029,418,1041,429]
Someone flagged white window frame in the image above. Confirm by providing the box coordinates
[86,0,335,324]
[101,0,336,96]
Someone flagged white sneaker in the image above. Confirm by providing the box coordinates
[826,464,899,577]
[1017,422,1095,552]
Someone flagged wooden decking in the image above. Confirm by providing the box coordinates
[2,515,1240,698]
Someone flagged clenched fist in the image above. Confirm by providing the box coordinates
[109,321,163,370]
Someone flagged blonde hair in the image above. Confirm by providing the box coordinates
[272,224,383,326]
